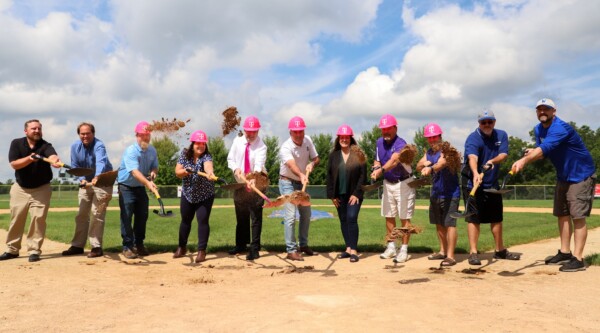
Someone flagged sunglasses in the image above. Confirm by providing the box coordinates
[479,120,494,125]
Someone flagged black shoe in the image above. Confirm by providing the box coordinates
[559,257,586,272]
[134,245,149,256]
[246,250,260,261]
[29,254,41,262]
[493,249,520,260]
[339,252,351,259]
[228,247,246,255]
[545,250,574,265]
[62,246,84,256]
[468,253,481,265]
[0,252,19,261]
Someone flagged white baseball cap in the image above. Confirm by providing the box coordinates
[536,98,556,109]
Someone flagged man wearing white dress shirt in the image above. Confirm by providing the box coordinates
[226,116,268,260]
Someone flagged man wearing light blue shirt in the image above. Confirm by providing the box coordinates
[117,121,159,259]
[62,123,114,258]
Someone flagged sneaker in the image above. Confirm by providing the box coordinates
[545,250,574,265]
[493,249,520,260]
[122,248,138,259]
[380,247,397,259]
[468,253,481,265]
[393,251,410,263]
[559,257,586,272]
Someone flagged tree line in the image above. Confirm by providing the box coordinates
[150,121,600,187]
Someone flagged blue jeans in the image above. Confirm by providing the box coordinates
[118,185,149,249]
[279,179,311,253]
[336,194,362,250]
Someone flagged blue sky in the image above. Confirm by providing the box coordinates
[1,0,600,182]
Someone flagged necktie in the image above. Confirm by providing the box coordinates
[244,142,251,174]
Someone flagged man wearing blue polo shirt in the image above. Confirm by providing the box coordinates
[463,110,520,265]
[117,121,159,259]
[512,98,596,272]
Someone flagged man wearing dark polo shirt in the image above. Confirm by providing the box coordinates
[371,114,416,263]
[1,119,62,262]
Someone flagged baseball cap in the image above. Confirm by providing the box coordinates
[536,98,556,109]
[478,110,496,122]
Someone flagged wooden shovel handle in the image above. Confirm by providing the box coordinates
[150,187,161,199]
[240,174,271,203]
[196,170,219,181]
[32,154,70,168]
[301,169,311,192]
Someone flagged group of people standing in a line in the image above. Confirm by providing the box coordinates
[1,98,595,272]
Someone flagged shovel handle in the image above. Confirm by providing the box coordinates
[150,187,161,200]
[187,168,221,182]
[301,169,311,192]
[239,174,272,203]
[32,154,70,169]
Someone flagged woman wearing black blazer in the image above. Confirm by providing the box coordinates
[326,124,367,262]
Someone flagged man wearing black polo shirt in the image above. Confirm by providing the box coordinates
[1,119,62,262]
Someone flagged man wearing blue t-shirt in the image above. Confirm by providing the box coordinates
[512,98,596,272]
[463,110,520,265]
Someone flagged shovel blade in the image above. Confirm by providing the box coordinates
[361,181,382,192]
[407,177,431,189]
[66,167,94,177]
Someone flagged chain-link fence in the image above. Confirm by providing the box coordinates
[0,184,562,202]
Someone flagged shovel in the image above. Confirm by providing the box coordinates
[450,164,492,219]
[407,176,431,189]
[239,174,272,204]
[78,170,118,188]
[361,178,383,192]
[484,171,514,195]
[32,154,93,177]
[186,168,228,185]
[150,187,174,218]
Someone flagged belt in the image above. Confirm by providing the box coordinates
[279,175,302,184]
[385,174,411,184]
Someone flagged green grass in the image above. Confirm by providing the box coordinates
[585,253,600,266]
[1,203,599,255]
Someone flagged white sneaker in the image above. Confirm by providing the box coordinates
[393,251,410,263]
[380,247,397,259]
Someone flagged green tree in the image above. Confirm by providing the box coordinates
[152,136,180,185]
[263,135,280,185]
[357,125,381,169]
[208,137,230,182]
[310,133,333,185]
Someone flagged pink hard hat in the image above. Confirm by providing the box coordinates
[189,130,208,143]
[135,121,151,134]
[288,116,306,130]
[336,124,354,136]
[378,114,397,129]
[243,116,261,131]
[423,123,443,138]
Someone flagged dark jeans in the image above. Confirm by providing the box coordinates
[118,185,149,249]
[233,195,264,251]
[336,194,362,250]
[179,195,214,250]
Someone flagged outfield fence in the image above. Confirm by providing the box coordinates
[0,184,562,202]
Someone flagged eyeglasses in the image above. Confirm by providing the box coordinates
[479,120,494,125]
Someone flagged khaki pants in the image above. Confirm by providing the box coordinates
[72,185,113,248]
[6,183,52,255]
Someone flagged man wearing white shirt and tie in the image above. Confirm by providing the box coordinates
[226,116,268,260]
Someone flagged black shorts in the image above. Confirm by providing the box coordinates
[463,187,503,224]
[429,197,459,227]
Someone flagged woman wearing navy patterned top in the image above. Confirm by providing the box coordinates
[173,130,215,263]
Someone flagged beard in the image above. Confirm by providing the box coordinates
[26,133,42,142]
